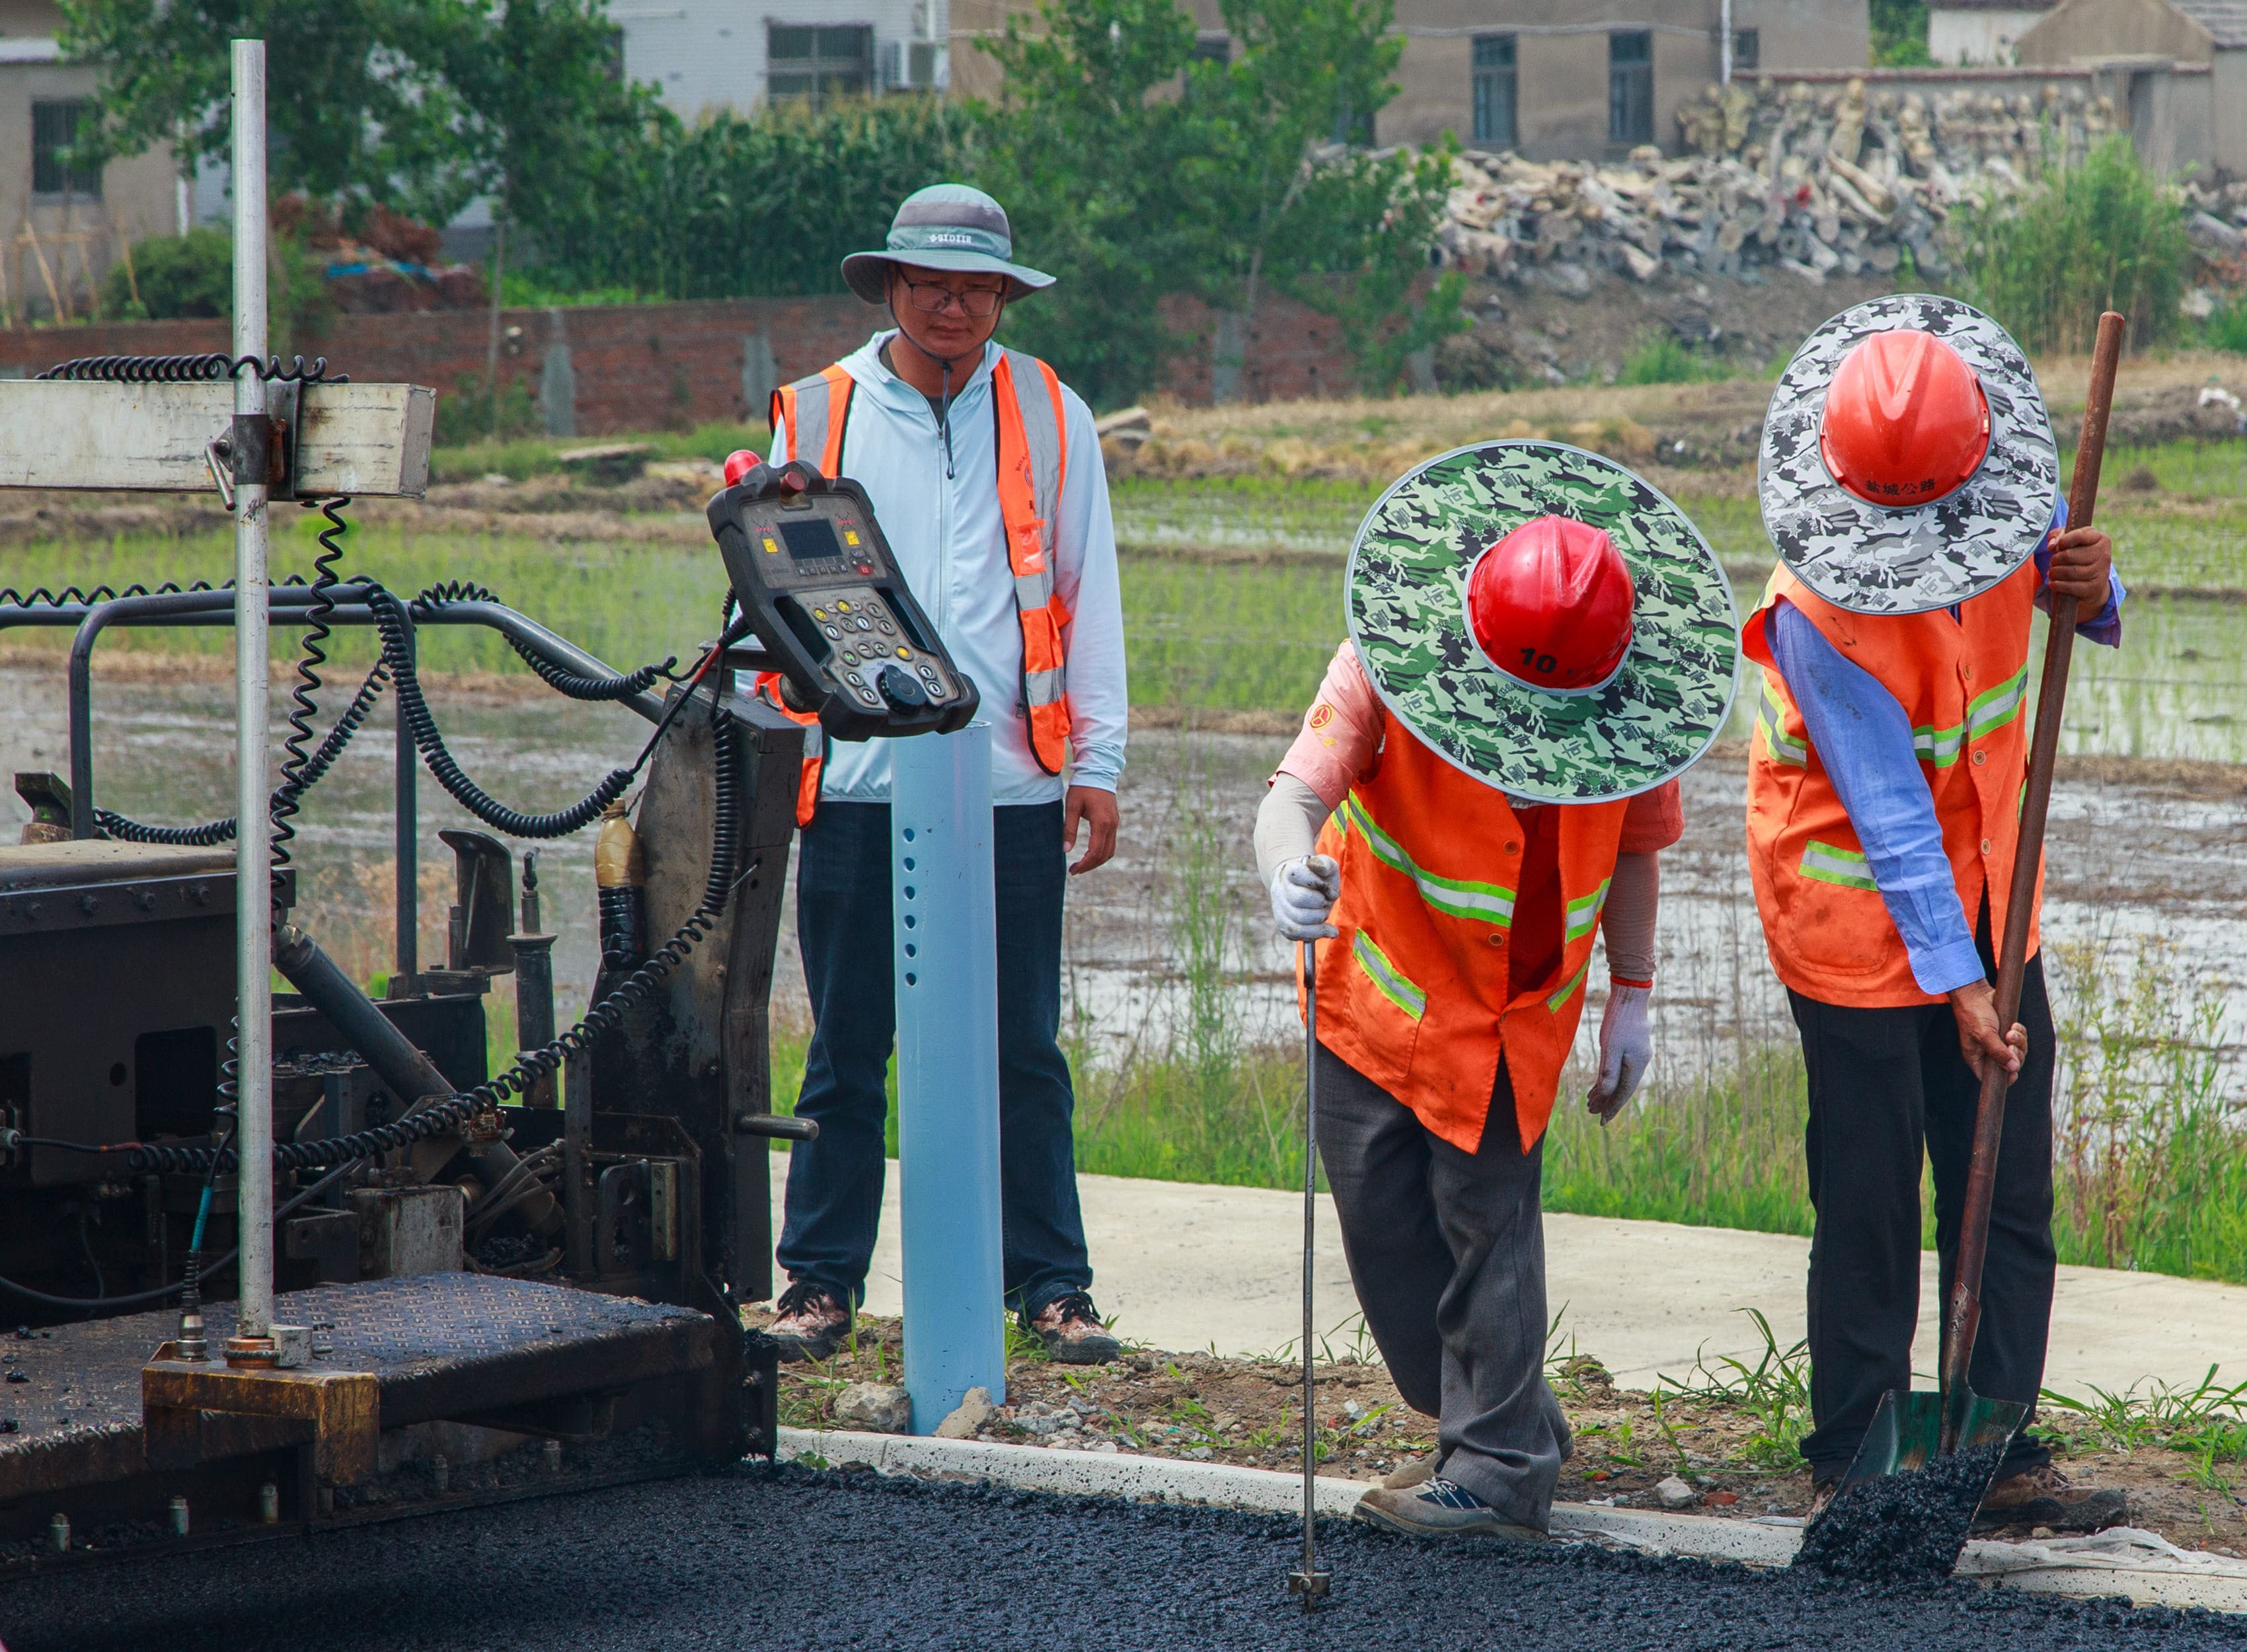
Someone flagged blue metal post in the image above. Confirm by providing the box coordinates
[892,723,1007,1432]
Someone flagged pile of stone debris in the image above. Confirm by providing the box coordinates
[1433,75,2237,294]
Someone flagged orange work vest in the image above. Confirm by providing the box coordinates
[1311,706,1628,1156]
[1742,562,2039,1008]
[765,348,1073,825]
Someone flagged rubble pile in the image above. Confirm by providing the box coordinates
[1436,76,2169,292]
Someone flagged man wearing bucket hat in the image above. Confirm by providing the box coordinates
[1254,442,1739,1539]
[1749,293,2127,1530]
[758,185,1129,1366]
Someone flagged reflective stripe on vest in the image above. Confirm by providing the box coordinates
[1742,560,2039,1007]
[1309,706,1628,1156]
[771,365,854,476]
[991,348,1072,774]
[1339,792,1517,926]
[751,671,825,829]
[1352,932,1426,1021]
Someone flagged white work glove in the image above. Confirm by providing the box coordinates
[1588,981,1653,1123]
[1269,854,1340,942]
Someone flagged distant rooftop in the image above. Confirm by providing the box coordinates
[2172,0,2247,46]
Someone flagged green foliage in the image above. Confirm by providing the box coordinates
[103,229,231,320]
[1951,135,2190,354]
[521,96,976,304]
[1656,1310,1815,1470]
[977,0,1204,407]
[59,0,646,228]
[434,372,543,449]
[1870,0,1933,67]
[1617,331,1720,387]
[2048,934,2247,1279]
[2205,295,2247,354]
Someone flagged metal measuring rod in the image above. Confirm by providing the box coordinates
[1288,938,1332,1606]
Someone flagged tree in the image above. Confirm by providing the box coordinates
[977,0,1206,408]
[57,0,645,231]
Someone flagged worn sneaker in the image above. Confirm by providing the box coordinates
[1026,1291,1122,1365]
[767,1281,852,1363]
[1353,1478,1550,1542]
[1808,1475,1840,1519]
[1975,1464,2127,1534]
[1382,1454,1437,1490]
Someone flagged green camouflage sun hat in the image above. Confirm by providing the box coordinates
[841,184,1055,305]
[1347,441,1739,804]
[1760,293,2057,617]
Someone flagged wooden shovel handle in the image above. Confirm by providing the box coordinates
[1940,312,2127,1435]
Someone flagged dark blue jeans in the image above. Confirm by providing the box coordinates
[777,799,1092,1319]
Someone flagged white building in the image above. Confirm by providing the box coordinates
[613,0,948,119]
[1928,1,2057,63]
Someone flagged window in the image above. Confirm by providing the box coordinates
[1608,30,1653,145]
[32,100,101,200]
[1472,34,1518,147]
[1193,32,1232,65]
[768,24,874,109]
[1732,28,1760,73]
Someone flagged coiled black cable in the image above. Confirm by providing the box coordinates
[34,352,342,385]
[266,496,351,909]
[123,691,742,1179]
[364,583,636,839]
[414,580,677,701]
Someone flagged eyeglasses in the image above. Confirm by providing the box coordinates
[898,275,1007,318]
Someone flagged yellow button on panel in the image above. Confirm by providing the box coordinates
[844,531,861,546]
[812,608,826,620]
[761,537,780,554]
[837,600,853,613]
[895,646,912,660]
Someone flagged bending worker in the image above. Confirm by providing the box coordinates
[1256,442,1739,1540]
[1750,295,2125,1530]
[760,184,1128,1365]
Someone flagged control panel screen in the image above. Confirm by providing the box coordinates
[779,518,845,562]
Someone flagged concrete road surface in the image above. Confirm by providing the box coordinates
[770,1157,2247,1400]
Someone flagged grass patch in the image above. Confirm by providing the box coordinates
[1617,333,1722,387]
[428,420,770,484]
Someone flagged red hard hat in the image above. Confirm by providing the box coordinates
[1467,515,1636,694]
[1818,328,1991,507]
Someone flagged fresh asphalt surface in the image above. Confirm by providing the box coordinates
[5,1465,2246,1651]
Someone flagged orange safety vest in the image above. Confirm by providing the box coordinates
[1311,706,1628,1156]
[1742,561,2039,1008]
[765,349,1073,825]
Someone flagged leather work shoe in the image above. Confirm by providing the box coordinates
[767,1281,853,1363]
[1353,1478,1551,1542]
[1383,1454,1437,1490]
[1974,1464,2128,1534]
[1027,1291,1122,1365]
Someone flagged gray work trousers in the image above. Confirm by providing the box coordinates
[1314,1043,1570,1530]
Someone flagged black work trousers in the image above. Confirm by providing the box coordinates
[1790,914,2057,1483]
[1315,1045,1569,1530]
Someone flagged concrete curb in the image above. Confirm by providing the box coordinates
[777,1427,2247,1615]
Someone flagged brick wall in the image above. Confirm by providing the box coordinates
[0,288,1362,429]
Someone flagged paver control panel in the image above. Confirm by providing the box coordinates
[708,458,979,742]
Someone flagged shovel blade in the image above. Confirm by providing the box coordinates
[1792,1386,2028,1580]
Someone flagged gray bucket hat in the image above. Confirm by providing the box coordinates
[841,184,1055,306]
[1759,293,2057,617]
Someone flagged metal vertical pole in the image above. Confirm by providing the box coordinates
[1720,0,1733,85]
[892,724,1005,1433]
[230,37,275,1345]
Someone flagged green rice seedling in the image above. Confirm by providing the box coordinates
[1657,1309,1813,1471]
[1618,333,1720,387]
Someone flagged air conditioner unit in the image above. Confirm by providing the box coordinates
[882,38,942,89]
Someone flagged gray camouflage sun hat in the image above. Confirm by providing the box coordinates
[1348,441,1739,805]
[841,183,1055,306]
[1760,293,2057,617]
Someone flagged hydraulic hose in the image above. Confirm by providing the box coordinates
[123,691,744,1180]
